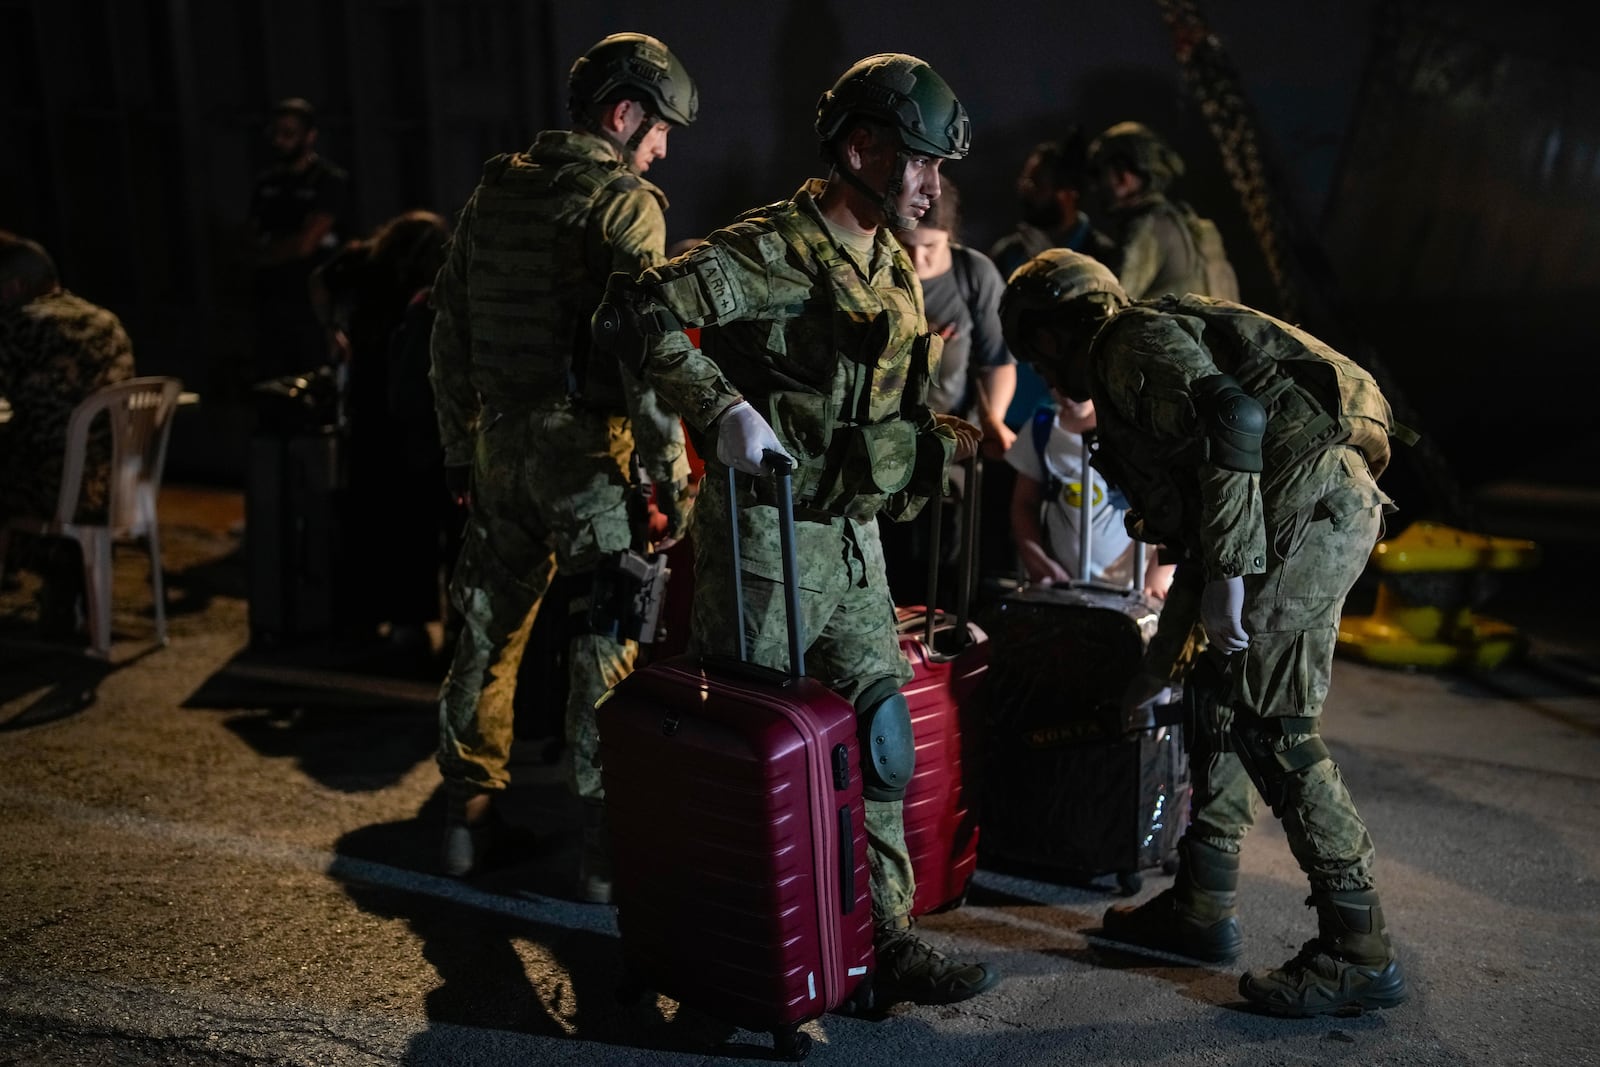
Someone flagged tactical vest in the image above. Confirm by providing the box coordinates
[464,147,661,411]
[705,200,943,521]
[1086,295,1408,547]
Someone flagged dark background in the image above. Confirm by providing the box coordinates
[3,0,1596,518]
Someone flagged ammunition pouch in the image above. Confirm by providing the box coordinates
[587,548,672,643]
[1228,710,1330,817]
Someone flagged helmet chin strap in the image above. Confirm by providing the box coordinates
[834,147,919,230]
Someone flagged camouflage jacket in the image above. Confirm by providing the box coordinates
[1087,295,1395,582]
[1106,193,1211,300]
[630,178,954,521]
[0,290,135,520]
[430,129,685,482]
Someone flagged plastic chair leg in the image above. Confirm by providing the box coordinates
[80,528,113,659]
[146,526,167,645]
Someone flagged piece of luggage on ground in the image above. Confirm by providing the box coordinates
[895,456,990,916]
[976,428,1188,894]
[246,372,344,646]
[597,457,873,1061]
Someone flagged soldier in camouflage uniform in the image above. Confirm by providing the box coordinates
[0,233,136,636]
[429,34,697,900]
[1087,122,1238,301]
[592,54,999,1009]
[1000,249,1409,1017]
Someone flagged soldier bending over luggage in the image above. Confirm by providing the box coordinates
[1000,249,1410,1017]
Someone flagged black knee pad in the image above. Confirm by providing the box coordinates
[855,679,915,802]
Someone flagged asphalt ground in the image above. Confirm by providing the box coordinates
[2,486,1598,1066]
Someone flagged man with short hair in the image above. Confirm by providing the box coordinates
[0,232,135,635]
[990,130,1116,282]
[1000,248,1409,1018]
[430,33,696,902]
[594,53,1000,1008]
[248,97,352,380]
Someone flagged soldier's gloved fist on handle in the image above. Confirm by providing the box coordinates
[715,400,794,476]
[1201,575,1249,653]
[933,412,983,463]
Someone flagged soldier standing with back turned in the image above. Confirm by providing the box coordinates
[429,33,697,902]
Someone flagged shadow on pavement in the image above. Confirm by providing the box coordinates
[332,785,752,1060]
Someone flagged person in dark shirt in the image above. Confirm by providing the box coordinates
[248,98,352,383]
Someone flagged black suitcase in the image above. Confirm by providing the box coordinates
[246,427,344,645]
[977,429,1189,894]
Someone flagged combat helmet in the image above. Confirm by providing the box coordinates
[1000,249,1128,389]
[569,33,699,131]
[1088,121,1184,192]
[815,53,970,228]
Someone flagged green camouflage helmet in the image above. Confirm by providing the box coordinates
[1000,249,1128,377]
[569,33,699,127]
[815,53,971,159]
[1088,121,1185,190]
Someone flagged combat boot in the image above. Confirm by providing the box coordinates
[870,917,1000,1007]
[1239,888,1408,1016]
[1100,838,1243,963]
[575,799,613,905]
[440,791,495,878]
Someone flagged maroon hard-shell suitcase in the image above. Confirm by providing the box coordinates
[597,459,873,1061]
[894,457,989,916]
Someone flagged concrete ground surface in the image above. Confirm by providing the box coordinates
[2,485,1599,1066]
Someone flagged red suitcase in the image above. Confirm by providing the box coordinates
[895,457,989,916]
[597,459,873,1061]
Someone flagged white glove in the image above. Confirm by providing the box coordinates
[1200,576,1250,654]
[715,400,793,476]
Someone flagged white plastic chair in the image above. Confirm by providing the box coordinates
[0,376,183,658]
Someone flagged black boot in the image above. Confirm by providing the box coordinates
[1100,838,1244,963]
[575,799,613,905]
[871,917,1000,1006]
[440,791,496,878]
[1239,888,1408,1016]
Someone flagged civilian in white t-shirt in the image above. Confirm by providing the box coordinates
[1006,388,1175,597]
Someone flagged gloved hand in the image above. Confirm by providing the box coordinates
[1200,575,1250,654]
[652,477,695,547]
[715,400,793,475]
[934,412,984,463]
[444,464,472,509]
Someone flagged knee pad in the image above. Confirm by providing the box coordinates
[855,679,916,802]
[1228,712,1329,817]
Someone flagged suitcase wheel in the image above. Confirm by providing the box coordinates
[1116,870,1143,895]
[771,1025,813,1061]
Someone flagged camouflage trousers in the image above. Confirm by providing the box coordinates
[1189,460,1386,894]
[437,404,638,801]
[690,468,918,924]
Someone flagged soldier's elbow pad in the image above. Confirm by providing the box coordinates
[1193,373,1266,473]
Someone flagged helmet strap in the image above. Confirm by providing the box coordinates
[832,146,919,230]
[625,103,660,155]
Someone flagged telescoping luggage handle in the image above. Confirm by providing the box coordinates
[921,454,981,649]
[722,451,807,680]
[1078,432,1147,593]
